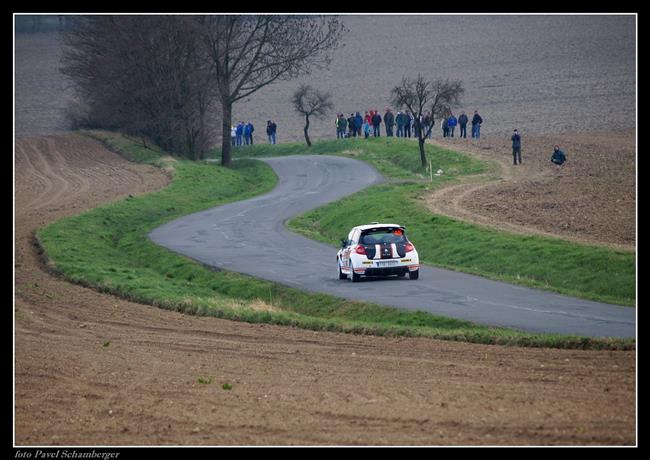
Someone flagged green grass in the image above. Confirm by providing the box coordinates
[36,131,634,350]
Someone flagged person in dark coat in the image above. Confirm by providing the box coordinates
[458,112,469,138]
[511,129,522,165]
[371,111,382,137]
[395,111,404,137]
[266,120,277,144]
[354,112,363,137]
[384,108,395,137]
[442,117,449,138]
[404,111,412,138]
[551,145,567,166]
[348,113,356,137]
[471,110,483,138]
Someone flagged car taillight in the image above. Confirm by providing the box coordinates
[405,242,415,252]
[355,245,366,255]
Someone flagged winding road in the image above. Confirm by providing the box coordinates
[149,155,635,338]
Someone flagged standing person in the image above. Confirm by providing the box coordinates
[384,108,395,137]
[395,111,404,137]
[458,111,469,138]
[447,113,457,137]
[337,113,347,139]
[247,121,255,145]
[235,121,244,146]
[363,118,371,139]
[354,112,363,137]
[371,110,382,137]
[423,111,433,139]
[550,145,567,166]
[348,113,356,138]
[365,111,372,126]
[267,120,277,144]
[471,110,483,138]
[231,125,236,146]
[335,114,342,138]
[441,117,449,138]
[404,111,412,138]
[511,129,522,165]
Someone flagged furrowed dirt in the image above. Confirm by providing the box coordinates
[14,133,635,446]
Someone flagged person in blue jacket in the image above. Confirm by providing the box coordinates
[235,122,244,146]
[354,112,363,137]
[447,113,457,137]
[245,121,255,145]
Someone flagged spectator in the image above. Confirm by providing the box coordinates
[371,110,382,137]
[235,121,244,146]
[354,112,363,137]
[423,111,433,139]
[337,113,347,139]
[231,125,236,146]
[442,117,449,138]
[348,113,356,138]
[396,111,404,137]
[266,120,277,144]
[511,129,522,165]
[404,111,412,138]
[365,111,372,126]
[384,108,395,137]
[458,111,469,138]
[363,118,371,139]
[551,145,566,166]
[447,113,457,137]
[471,110,483,138]
[244,121,255,145]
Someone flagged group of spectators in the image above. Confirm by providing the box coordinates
[335,109,485,140]
[231,120,278,146]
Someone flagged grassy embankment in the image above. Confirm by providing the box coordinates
[36,132,634,349]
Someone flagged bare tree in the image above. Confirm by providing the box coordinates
[200,15,345,166]
[391,74,464,168]
[61,16,216,159]
[291,84,334,147]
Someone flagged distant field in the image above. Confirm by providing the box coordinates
[15,15,636,142]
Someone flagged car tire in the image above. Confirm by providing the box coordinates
[337,259,347,280]
[350,264,361,283]
[409,269,419,280]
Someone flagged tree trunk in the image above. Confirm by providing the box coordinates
[418,137,427,169]
[221,100,233,167]
[304,114,312,147]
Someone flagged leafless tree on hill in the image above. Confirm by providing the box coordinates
[291,84,334,147]
[199,15,345,166]
[391,74,464,168]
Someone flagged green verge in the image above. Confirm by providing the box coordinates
[35,132,634,350]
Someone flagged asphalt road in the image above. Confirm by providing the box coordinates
[149,155,635,338]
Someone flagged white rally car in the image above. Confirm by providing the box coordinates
[337,223,420,281]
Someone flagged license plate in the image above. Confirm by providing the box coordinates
[376,260,398,267]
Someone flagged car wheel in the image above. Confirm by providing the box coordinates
[350,264,361,283]
[409,269,419,280]
[337,259,347,280]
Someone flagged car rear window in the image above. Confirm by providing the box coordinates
[360,228,407,244]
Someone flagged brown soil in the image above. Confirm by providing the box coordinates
[14,133,636,446]
[423,130,636,251]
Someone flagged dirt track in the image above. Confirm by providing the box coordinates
[14,133,635,446]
